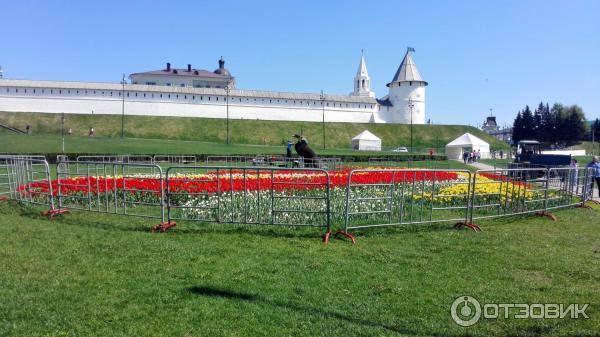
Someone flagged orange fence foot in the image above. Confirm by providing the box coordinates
[535,211,557,221]
[152,221,177,233]
[41,209,70,218]
[334,230,356,244]
[323,231,331,244]
[455,222,482,232]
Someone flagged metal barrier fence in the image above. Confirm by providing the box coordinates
[153,155,197,164]
[343,169,472,233]
[164,166,331,231]
[1,157,596,242]
[205,155,342,170]
[367,158,451,169]
[0,156,54,209]
[57,160,165,221]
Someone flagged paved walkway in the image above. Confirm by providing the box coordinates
[458,160,495,171]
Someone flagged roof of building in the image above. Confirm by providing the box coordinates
[446,133,489,147]
[376,97,393,106]
[130,68,229,79]
[356,50,369,77]
[352,130,381,141]
[387,49,427,86]
[0,79,377,104]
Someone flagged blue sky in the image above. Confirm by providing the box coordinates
[1,0,598,126]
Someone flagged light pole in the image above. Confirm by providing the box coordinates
[121,74,126,139]
[408,98,415,152]
[593,122,596,156]
[225,79,231,145]
[61,112,65,153]
[320,90,325,149]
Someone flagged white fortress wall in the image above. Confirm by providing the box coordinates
[0,79,379,123]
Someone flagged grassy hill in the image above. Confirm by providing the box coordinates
[0,111,508,151]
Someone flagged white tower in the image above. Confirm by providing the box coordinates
[351,50,375,98]
[386,48,427,124]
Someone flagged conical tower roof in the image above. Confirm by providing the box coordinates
[356,50,369,77]
[387,48,427,87]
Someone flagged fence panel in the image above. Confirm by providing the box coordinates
[57,161,165,221]
[469,168,550,222]
[0,157,54,209]
[165,166,330,230]
[343,169,471,232]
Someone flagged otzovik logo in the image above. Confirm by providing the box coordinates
[451,296,481,327]
[451,296,589,327]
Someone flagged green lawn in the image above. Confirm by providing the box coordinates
[0,111,509,151]
[1,201,598,336]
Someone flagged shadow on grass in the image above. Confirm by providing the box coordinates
[186,286,565,337]
[186,285,420,335]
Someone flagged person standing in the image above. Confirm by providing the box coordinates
[462,150,468,164]
[570,159,579,192]
[286,140,292,158]
[586,156,600,198]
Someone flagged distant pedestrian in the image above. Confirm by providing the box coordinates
[586,156,600,198]
[25,125,31,134]
[462,151,468,164]
[68,127,72,136]
[477,149,481,161]
[286,140,292,158]
[89,127,94,137]
[499,150,503,159]
[570,159,579,191]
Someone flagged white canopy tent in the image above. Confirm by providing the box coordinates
[445,133,490,160]
[351,130,382,151]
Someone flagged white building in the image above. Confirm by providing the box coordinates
[0,49,427,124]
[129,57,235,89]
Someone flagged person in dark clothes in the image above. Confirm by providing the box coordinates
[293,134,316,167]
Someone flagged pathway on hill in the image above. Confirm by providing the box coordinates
[462,160,495,171]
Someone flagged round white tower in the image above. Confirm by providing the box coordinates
[386,48,427,124]
[350,50,375,98]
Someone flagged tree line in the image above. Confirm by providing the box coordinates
[512,102,588,146]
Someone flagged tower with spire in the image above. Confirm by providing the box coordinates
[385,47,427,124]
[351,50,375,98]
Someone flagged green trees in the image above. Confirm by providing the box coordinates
[512,102,587,146]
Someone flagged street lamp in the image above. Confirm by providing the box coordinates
[408,98,415,152]
[61,112,65,153]
[121,74,126,139]
[320,90,325,149]
[225,79,231,145]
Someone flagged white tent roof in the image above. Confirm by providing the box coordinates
[352,130,381,141]
[446,133,489,147]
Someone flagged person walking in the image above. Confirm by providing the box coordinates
[88,127,94,137]
[462,150,468,164]
[586,156,600,198]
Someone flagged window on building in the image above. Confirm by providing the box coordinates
[127,93,130,97]
[166,83,171,86]
[180,84,185,87]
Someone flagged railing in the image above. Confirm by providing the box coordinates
[57,160,165,221]
[2,156,595,242]
[164,166,331,231]
[343,169,472,232]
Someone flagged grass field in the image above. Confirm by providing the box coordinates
[1,201,599,337]
[0,111,509,150]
